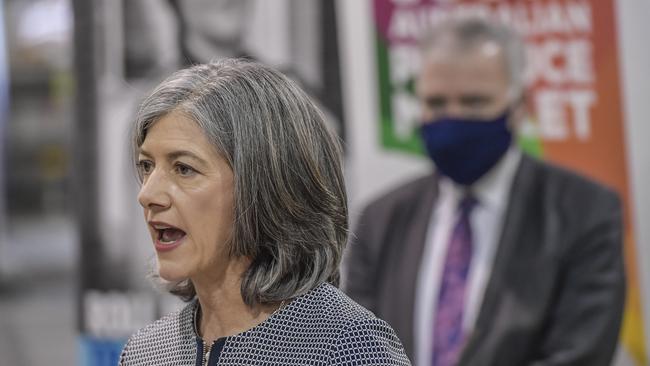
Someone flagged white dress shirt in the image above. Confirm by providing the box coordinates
[414,147,522,366]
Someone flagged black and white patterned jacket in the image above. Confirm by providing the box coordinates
[118,282,412,365]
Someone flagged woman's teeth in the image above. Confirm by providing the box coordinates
[159,228,186,244]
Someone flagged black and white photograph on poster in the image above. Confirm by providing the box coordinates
[77,1,345,365]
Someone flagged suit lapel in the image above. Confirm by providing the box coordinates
[459,155,538,364]
[381,174,439,359]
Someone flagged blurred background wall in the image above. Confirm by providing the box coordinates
[0,0,648,365]
[0,0,76,363]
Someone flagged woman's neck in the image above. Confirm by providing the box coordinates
[192,257,278,344]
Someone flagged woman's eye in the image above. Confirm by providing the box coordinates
[175,163,196,177]
[137,160,154,175]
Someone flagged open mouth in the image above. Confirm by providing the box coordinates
[149,222,187,246]
[157,227,186,244]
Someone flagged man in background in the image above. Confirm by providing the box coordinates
[344,17,625,366]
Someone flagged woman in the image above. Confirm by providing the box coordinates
[119,59,411,365]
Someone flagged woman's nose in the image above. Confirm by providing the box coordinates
[137,170,171,211]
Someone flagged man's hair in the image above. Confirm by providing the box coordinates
[131,58,348,306]
[421,17,527,97]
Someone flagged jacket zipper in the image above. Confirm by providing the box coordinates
[203,340,212,366]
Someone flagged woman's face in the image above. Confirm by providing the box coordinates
[137,112,235,282]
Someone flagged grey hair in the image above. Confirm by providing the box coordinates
[131,58,348,306]
[421,17,527,98]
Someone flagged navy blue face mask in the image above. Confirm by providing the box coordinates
[420,109,512,186]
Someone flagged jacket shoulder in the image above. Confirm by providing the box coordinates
[524,155,620,210]
[296,283,382,325]
[515,156,622,247]
[361,174,435,216]
[303,284,411,365]
[119,302,196,365]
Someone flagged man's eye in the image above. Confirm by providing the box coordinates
[175,163,196,177]
[137,160,154,175]
[425,97,446,109]
[460,96,490,108]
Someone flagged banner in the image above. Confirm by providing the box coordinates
[373,0,646,364]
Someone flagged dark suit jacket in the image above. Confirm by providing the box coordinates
[344,154,625,366]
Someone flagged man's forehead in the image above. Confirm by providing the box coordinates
[423,38,505,65]
[421,40,508,79]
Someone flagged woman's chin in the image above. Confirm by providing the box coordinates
[157,261,190,283]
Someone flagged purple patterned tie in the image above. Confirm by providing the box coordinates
[432,195,477,366]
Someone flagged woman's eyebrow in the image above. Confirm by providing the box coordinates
[137,149,208,166]
[138,149,153,158]
[166,150,209,166]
